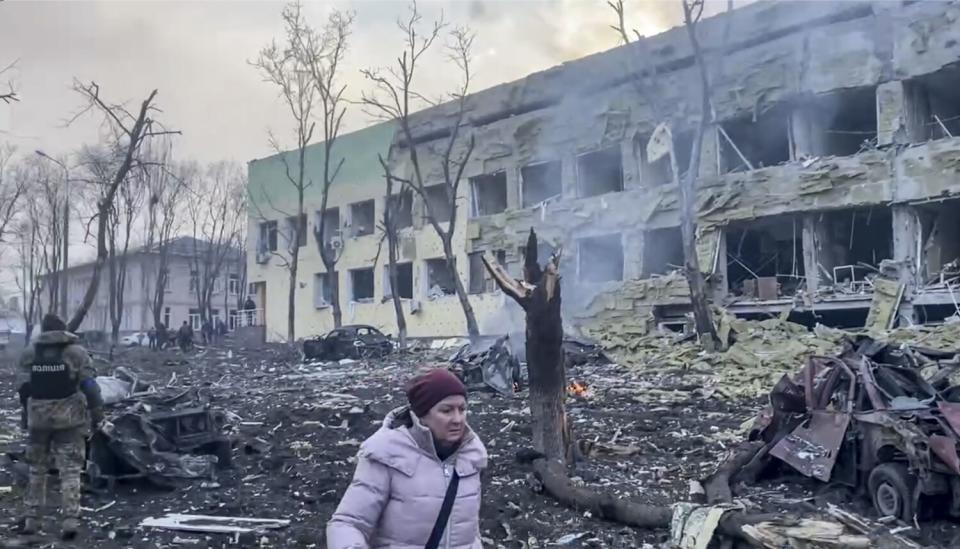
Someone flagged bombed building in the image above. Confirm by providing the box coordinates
[248,0,960,341]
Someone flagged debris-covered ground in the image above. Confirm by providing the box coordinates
[2,321,960,547]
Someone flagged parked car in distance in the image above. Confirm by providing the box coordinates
[303,324,392,361]
[120,332,148,347]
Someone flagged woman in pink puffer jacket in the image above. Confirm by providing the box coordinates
[327,369,488,549]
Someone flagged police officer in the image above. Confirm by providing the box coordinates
[17,314,103,539]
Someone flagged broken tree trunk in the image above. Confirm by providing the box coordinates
[483,228,567,465]
[702,440,765,504]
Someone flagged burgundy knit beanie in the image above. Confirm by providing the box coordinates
[406,369,467,418]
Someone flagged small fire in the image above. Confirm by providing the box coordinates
[568,381,589,397]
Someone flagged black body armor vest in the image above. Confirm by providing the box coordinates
[30,342,77,400]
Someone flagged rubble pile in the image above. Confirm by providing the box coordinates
[0,321,958,546]
[595,313,845,400]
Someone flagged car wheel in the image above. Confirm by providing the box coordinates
[868,462,917,521]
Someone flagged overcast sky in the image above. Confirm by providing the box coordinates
[0,0,714,165]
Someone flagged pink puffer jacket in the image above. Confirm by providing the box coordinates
[326,406,488,549]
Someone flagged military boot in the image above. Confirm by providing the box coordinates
[60,517,80,540]
[19,517,39,535]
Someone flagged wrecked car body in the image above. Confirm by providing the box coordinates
[303,324,393,361]
[450,335,523,395]
[751,339,960,520]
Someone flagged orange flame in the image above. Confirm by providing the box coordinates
[568,381,589,397]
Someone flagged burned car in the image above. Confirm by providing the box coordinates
[751,339,960,521]
[303,324,393,361]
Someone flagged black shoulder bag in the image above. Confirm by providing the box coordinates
[424,469,460,549]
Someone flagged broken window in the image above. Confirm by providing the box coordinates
[386,191,413,229]
[577,234,623,283]
[642,227,683,277]
[908,67,960,140]
[189,270,199,292]
[349,268,374,302]
[816,207,893,288]
[424,184,452,223]
[258,220,277,252]
[520,160,562,208]
[425,258,457,297]
[383,263,413,299]
[285,214,307,248]
[917,200,960,283]
[720,106,790,172]
[469,250,506,294]
[188,308,201,331]
[654,305,692,334]
[577,146,623,198]
[316,207,341,250]
[470,172,508,216]
[821,86,878,157]
[726,216,805,298]
[636,130,693,187]
[349,200,376,237]
[314,272,335,308]
[228,274,240,296]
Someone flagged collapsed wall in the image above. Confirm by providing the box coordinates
[389,0,960,337]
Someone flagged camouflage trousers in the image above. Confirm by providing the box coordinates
[24,428,85,519]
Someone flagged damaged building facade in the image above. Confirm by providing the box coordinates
[248,0,960,341]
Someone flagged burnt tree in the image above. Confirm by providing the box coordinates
[483,229,798,545]
[483,229,567,465]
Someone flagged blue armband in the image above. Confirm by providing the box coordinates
[80,378,98,390]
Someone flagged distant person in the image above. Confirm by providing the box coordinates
[16,314,104,540]
[177,321,193,352]
[147,327,157,350]
[243,297,256,326]
[216,318,227,342]
[327,369,487,549]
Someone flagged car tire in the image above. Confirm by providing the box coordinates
[868,462,917,521]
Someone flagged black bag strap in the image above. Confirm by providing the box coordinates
[425,469,460,549]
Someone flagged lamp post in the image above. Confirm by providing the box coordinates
[35,150,69,320]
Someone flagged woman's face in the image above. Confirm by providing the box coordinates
[421,395,467,445]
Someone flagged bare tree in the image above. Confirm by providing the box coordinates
[13,162,44,342]
[25,156,66,316]
[79,144,145,342]
[186,162,246,333]
[295,5,354,330]
[0,144,27,244]
[65,81,177,333]
[610,0,721,350]
[0,59,18,105]
[15,217,43,344]
[379,155,408,348]
[253,2,321,342]
[143,144,188,332]
[361,3,481,337]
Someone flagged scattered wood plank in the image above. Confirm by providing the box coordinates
[140,514,290,534]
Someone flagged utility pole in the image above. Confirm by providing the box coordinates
[35,150,69,319]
